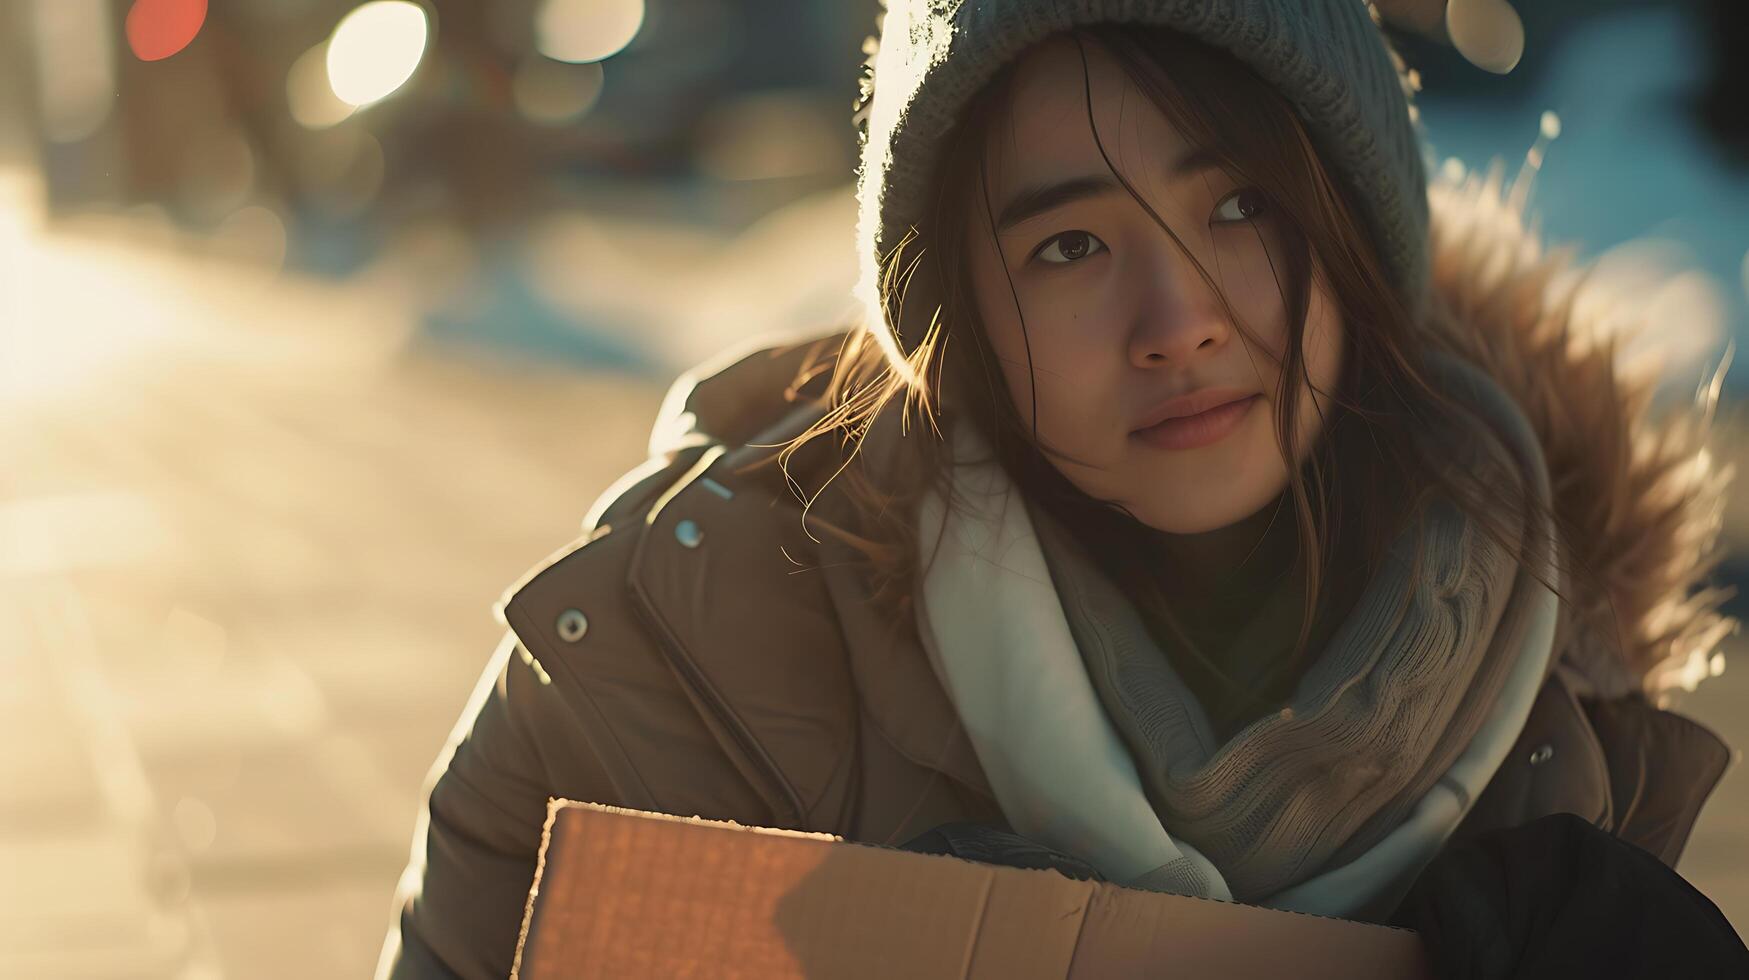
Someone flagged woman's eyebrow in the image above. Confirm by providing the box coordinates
[993,148,1223,233]
[995,175,1121,232]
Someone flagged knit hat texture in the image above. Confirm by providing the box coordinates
[853,0,1431,358]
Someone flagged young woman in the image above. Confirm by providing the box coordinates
[380,3,1744,976]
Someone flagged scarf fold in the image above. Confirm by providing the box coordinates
[913,352,1561,919]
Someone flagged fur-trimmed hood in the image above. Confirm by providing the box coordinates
[1422,164,1737,703]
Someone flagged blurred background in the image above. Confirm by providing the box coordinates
[1,1,1745,976]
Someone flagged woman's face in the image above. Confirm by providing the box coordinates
[966,38,1345,535]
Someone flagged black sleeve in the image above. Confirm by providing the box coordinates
[1391,812,1749,980]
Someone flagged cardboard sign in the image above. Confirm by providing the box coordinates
[513,800,1434,980]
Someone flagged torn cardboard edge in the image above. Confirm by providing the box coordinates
[510,801,846,979]
[514,799,1434,980]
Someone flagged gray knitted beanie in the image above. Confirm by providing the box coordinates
[852,0,1431,359]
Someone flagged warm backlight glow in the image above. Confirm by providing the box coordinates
[287,43,355,129]
[326,1,429,107]
[536,0,645,64]
[125,0,208,62]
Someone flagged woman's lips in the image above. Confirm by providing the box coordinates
[1130,394,1260,451]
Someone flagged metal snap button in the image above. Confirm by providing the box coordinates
[1528,743,1554,766]
[555,609,588,643]
[675,519,703,549]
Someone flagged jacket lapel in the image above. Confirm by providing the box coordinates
[622,398,992,834]
[624,441,845,830]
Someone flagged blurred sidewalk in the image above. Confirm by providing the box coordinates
[0,174,666,977]
[2,174,1746,978]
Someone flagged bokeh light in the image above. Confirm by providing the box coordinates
[31,0,116,143]
[177,127,256,221]
[1539,110,1562,141]
[1441,0,1525,74]
[512,57,605,126]
[326,1,430,107]
[211,205,290,270]
[125,0,208,62]
[1446,0,1525,74]
[287,43,356,130]
[536,0,645,64]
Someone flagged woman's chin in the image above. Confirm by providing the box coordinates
[1129,503,1265,536]
[1122,466,1288,535]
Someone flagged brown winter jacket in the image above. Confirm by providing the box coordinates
[378,180,1736,980]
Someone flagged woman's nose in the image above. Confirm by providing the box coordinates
[1125,242,1231,368]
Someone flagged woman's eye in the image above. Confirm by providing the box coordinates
[1033,230,1107,265]
[1212,188,1269,224]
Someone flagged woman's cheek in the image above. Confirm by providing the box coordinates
[1293,306,1346,452]
[1013,318,1108,454]
[1231,263,1293,356]
[1303,286,1345,393]
[993,327,1039,414]
[1012,327,1076,437]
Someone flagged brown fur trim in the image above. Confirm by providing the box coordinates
[1424,162,1739,703]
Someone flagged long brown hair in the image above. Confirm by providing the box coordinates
[782,26,1568,669]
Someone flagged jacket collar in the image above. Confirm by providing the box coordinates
[624,380,993,830]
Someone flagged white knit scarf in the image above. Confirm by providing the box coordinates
[913,354,1560,919]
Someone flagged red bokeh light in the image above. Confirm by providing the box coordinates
[126,0,208,62]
